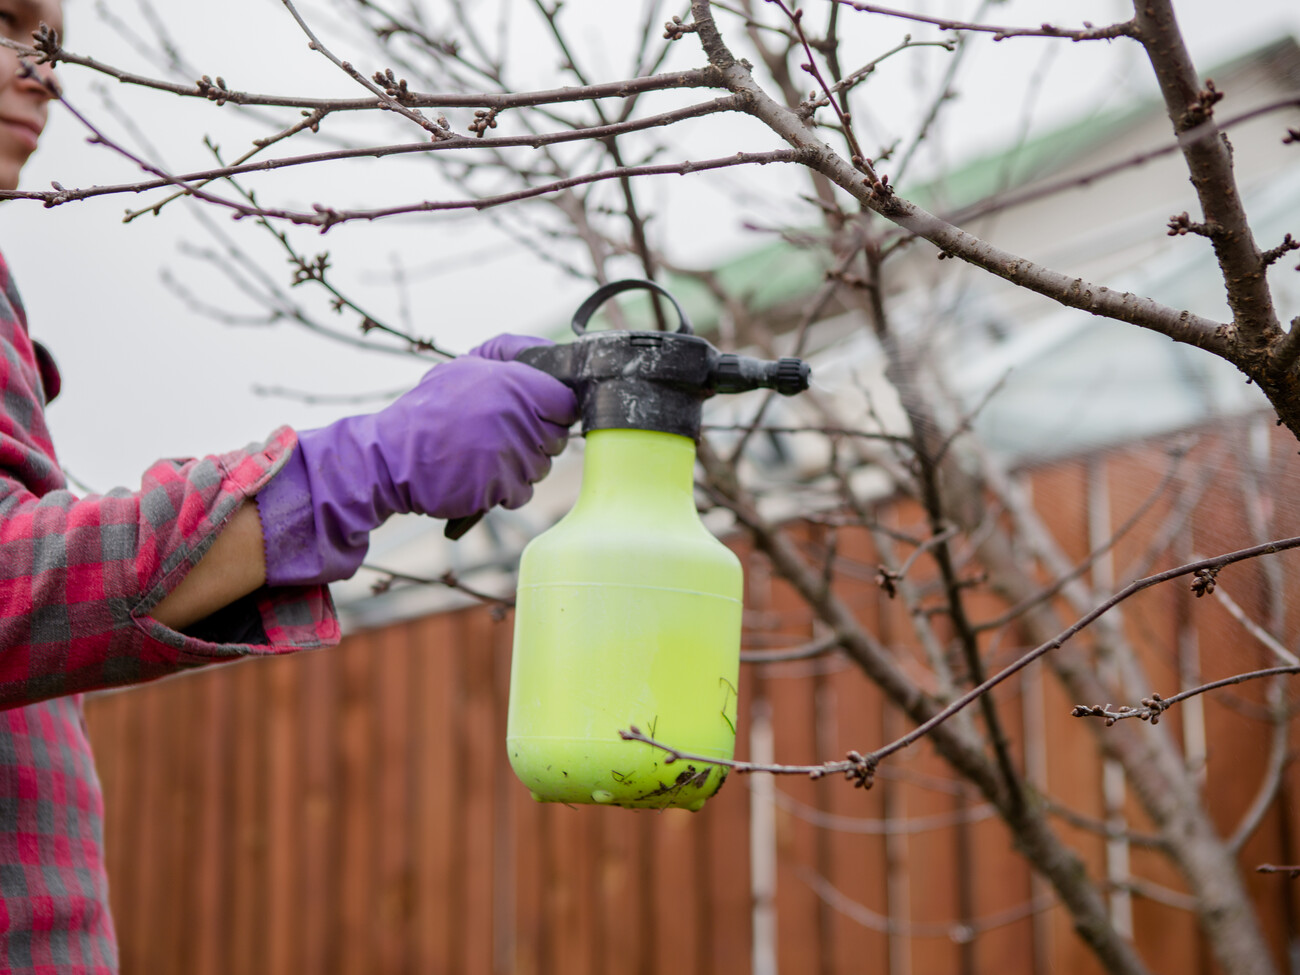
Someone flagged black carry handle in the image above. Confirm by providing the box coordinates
[570,278,693,335]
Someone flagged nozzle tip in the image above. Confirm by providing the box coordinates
[775,357,811,396]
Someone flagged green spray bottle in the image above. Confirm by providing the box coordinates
[500,280,810,810]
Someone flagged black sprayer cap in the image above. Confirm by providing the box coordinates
[516,279,812,440]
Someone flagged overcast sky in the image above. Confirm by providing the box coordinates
[5,0,1300,492]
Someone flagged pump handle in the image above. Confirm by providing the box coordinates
[445,512,483,539]
[571,279,693,336]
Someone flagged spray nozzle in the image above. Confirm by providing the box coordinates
[710,353,811,397]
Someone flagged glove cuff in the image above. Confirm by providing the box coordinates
[257,427,374,586]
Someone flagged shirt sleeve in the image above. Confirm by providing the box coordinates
[0,427,341,707]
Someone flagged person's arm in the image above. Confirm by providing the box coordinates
[150,501,267,631]
[0,327,571,706]
[154,336,576,628]
[0,426,339,708]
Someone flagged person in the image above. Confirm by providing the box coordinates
[0,2,579,971]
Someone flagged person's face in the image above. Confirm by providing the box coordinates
[0,0,61,191]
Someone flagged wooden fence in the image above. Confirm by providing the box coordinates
[84,429,1300,974]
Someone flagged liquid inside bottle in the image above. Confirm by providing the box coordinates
[506,428,742,811]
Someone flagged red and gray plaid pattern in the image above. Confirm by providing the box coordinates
[0,251,341,972]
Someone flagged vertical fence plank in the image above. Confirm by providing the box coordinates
[411,611,457,974]
[263,654,304,975]
[374,622,414,975]
[492,618,518,975]
[300,641,340,975]
[651,808,705,975]
[549,806,599,975]
[162,672,200,975]
[705,658,754,975]
[337,631,377,975]
[188,669,232,975]
[129,681,164,975]
[458,609,499,975]
[587,798,631,973]
[509,740,545,975]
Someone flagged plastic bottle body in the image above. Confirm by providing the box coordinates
[507,429,742,811]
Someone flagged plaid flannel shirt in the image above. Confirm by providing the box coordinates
[0,250,341,972]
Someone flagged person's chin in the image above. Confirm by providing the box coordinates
[0,153,28,192]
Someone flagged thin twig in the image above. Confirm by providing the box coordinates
[2,96,747,209]
[361,563,516,610]
[1211,584,1300,666]
[121,109,329,223]
[1072,666,1300,725]
[1256,865,1300,878]
[618,724,877,785]
[741,630,842,662]
[703,422,910,444]
[198,150,808,230]
[828,3,1135,42]
[278,0,445,137]
[0,32,722,110]
[1228,682,1291,853]
[801,865,1055,937]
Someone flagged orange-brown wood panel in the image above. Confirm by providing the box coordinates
[262,654,304,975]
[651,807,706,975]
[491,617,520,975]
[767,683,826,968]
[230,658,270,975]
[187,669,232,975]
[697,772,752,975]
[900,738,964,975]
[410,611,458,974]
[822,667,891,975]
[373,621,414,975]
[509,768,545,975]
[458,609,500,975]
[1276,749,1300,969]
[299,639,341,975]
[547,805,603,975]
[968,815,1036,973]
[1038,667,1108,975]
[748,526,831,975]
[590,803,641,975]
[163,669,203,975]
[336,630,378,975]
[128,682,164,975]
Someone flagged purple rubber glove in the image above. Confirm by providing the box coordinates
[257,335,576,586]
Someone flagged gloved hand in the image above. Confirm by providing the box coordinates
[257,335,576,586]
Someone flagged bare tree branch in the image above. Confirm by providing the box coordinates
[827,3,1135,43]
[1072,667,1300,725]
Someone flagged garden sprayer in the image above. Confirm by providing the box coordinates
[457,279,811,811]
